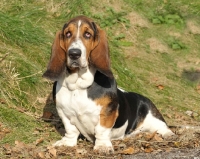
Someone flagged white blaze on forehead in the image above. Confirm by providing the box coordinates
[76,20,82,39]
[68,20,84,50]
[67,20,88,68]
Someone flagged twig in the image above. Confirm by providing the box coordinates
[87,153,119,159]
[16,71,42,80]
[120,22,137,43]
[136,140,176,143]
[39,118,61,122]
[0,53,9,63]
[169,125,200,130]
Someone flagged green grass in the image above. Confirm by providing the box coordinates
[1,0,200,151]
[0,106,39,144]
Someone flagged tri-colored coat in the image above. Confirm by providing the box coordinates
[43,16,174,153]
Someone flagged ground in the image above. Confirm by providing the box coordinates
[2,96,200,158]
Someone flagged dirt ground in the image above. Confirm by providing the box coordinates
[1,95,200,159]
[123,149,200,159]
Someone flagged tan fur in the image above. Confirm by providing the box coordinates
[95,97,119,128]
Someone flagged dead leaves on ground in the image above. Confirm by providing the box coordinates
[1,127,200,158]
[3,141,58,159]
[0,122,11,140]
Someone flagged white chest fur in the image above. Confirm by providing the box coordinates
[63,67,96,91]
[56,67,101,141]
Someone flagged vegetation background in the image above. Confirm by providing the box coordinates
[0,0,200,158]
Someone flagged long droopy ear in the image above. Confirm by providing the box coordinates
[43,31,66,81]
[90,28,113,78]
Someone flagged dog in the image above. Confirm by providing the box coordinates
[43,15,174,153]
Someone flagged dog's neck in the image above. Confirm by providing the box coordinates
[58,66,96,91]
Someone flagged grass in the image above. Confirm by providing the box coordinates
[0,0,200,157]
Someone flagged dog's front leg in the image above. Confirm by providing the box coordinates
[94,123,113,153]
[53,108,80,147]
[94,109,118,153]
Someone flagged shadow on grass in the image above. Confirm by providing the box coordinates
[182,69,200,82]
[42,89,85,140]
[42,90,66,136]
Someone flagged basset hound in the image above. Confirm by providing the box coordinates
[43,15,174,153]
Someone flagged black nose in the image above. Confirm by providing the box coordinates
[68,49,81,60]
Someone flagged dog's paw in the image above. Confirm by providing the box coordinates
[53,136,77,147]
[161,129,175,138]
[162,130,177,140]
[94,145,114,154]
[94,139,114,154]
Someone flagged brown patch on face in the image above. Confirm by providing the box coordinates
[79,23,98,59]
[62,23,78,51]
[95,96,119,128]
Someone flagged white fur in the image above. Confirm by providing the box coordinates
[111,120,128,140]
[94,122,113,152]
[63,66,95,91]
[54,67,115,150]
[117,87,127,92]
[77,20,82,39]
[67,20,88,68]
[126,111,174,138]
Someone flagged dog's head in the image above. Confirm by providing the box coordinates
[43,16,113,81]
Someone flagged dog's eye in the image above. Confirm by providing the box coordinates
[66,31,72,38]
[84,32,91,39]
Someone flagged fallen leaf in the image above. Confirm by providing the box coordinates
[154,134,163,141]
[0,98,6,104]
[196,85,200,90]
[174,141,181,147]
[118,143,126,149]
[37,97,46,104]
[144,131,157,141]
[38,151,45,159]
[77,148,87,155]
[15,107,25,113]
[121,147,135,154]
[156,84,164,90]
[152,77,159,82]
[144,147,154,153]
[15,140,25,148]
[165,113,172,119]
[42,112,53,120]
[35,138,44,146]
[33,130,40,135]
[185,110,193,117]
[48,147,57,157]
[3,144,12,155]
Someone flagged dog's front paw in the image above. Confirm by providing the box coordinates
[94,145,114,154]
[94,139,114,154]
[53,136,77,147]
[159,128,175,138]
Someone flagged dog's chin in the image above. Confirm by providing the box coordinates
[68,62,87,70]
[70,62,80,68]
